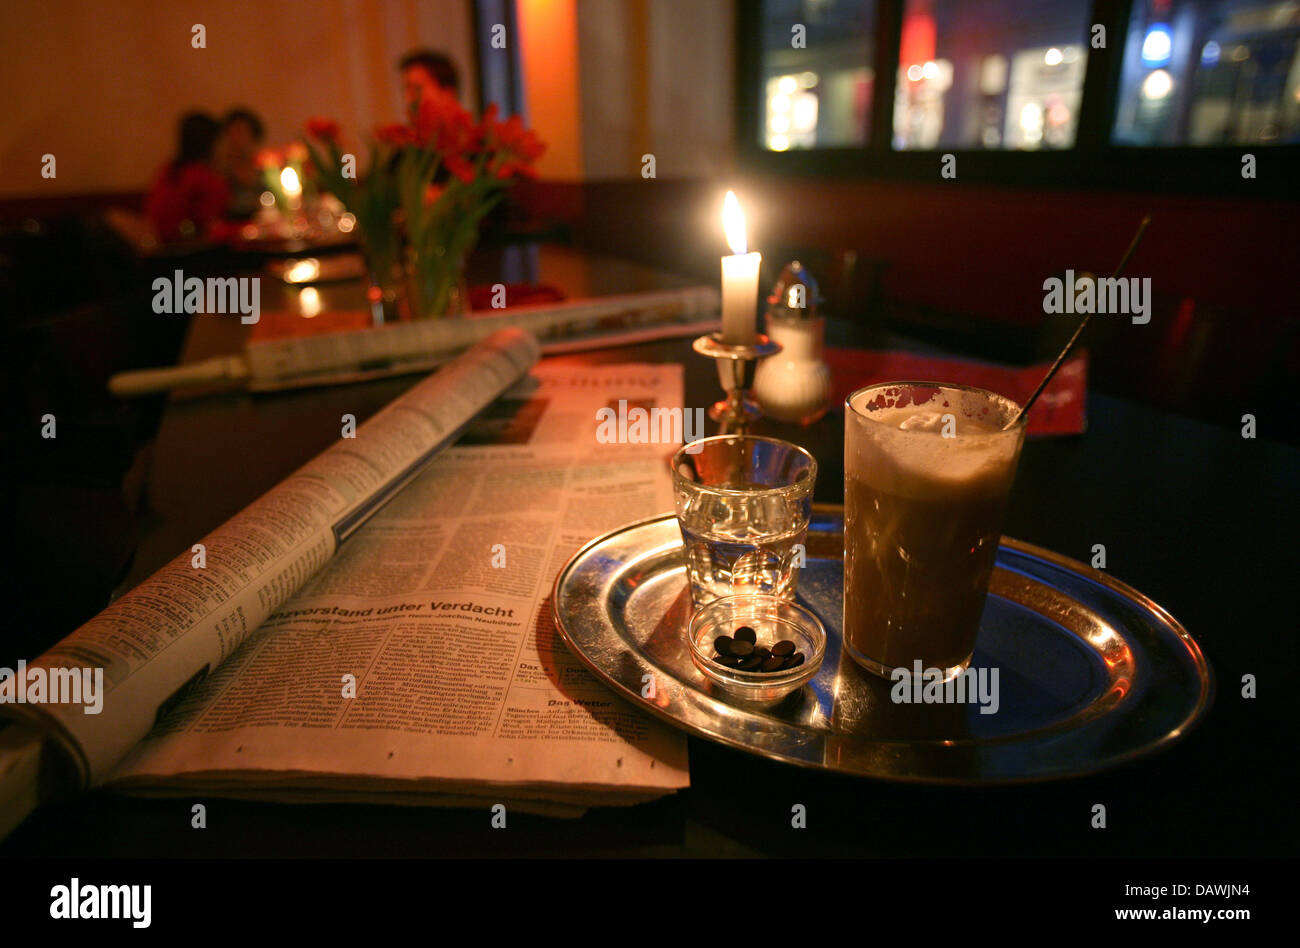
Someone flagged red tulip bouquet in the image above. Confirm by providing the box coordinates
[303,93,544,319]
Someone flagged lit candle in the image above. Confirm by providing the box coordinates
[280,166,303,211]
[280,166,302,198]
[720,190,760,345]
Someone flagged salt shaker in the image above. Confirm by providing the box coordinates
[753,261,832,425]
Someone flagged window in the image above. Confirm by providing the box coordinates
[738,0,1300,194]
[1112,0,1300,145]
[894,0,1094,150]
[759,0,878,149]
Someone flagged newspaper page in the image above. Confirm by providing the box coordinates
[103,362,692,809]
[4,329,541,786]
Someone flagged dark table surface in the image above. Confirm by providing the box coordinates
[3,246,1296,858]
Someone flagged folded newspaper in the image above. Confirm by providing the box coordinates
[0,328,690,828]
[108,285,721,394]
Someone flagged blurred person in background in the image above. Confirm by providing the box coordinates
[217,107,265,219]
[400,49,460,114]
[144,111,229,241]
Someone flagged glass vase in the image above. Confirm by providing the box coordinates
[361,239,407,326]
[405,244,470,320]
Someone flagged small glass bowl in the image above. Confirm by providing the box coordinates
[687,594,826,704]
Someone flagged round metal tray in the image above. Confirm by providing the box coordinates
[552,506,1213,783]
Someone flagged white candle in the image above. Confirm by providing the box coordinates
[720,190,760,345]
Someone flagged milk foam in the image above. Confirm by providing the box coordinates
[847,400,1019,500]
[896,411,948,433]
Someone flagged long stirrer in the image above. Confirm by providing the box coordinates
[1007,215,1152,428]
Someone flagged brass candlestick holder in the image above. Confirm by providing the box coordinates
[692,332,782,433]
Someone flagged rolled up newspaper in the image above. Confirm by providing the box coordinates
[108,286,719,395]
[1,328,540,826]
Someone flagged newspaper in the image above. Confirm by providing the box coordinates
[5,329,690,815]
[107,285,720,395]
[244,286,720,388]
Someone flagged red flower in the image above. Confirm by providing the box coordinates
[374,123,415,148]
[305,117,342,143]
[522,131,545,162]
[486,111,544,165]
[413,87,475,152]
[498,114,524,144]
[476,104,501,147]
[444,154,476,184]
[371,98,543,190]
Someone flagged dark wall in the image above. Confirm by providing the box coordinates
[517,176,1295,326]
[514,175,1298,441]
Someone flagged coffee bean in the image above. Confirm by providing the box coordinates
[711,631,812,678]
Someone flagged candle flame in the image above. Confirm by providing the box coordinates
[280,166,302,196]
[723,190,747,255]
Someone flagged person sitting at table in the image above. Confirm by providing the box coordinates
[145,111,230,242]
[216,107,265,220]
[399,49,460,115]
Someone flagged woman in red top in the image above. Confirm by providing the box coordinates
[145,112,231,241]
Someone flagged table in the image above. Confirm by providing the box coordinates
[3,247,1294,859]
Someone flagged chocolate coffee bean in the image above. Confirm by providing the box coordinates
[729,640,754,658]
[711,628,810,676]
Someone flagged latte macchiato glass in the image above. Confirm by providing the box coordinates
[844,383,1026,681]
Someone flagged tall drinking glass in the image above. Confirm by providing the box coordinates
[844,383,1026,681]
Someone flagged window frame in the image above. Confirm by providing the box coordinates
[735,0,1299,198]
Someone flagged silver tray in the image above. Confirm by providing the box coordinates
[552,506,1213,783]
